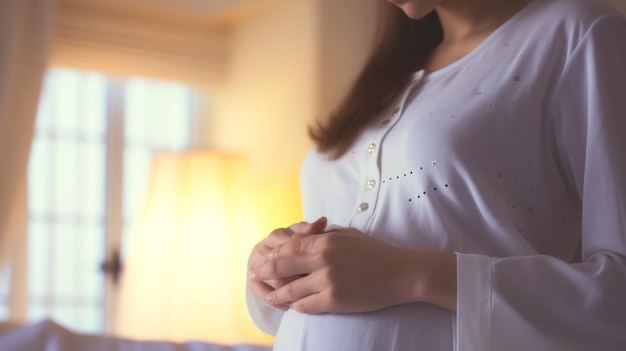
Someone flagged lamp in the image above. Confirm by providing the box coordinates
[115,151,274,345]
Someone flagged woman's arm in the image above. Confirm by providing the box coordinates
[249,227,457,314]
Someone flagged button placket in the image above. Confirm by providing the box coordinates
[359,170,379,215]
[351,71,425,225]
[357,151,378,214]
[379,71,424,132]
[352,136,381,221]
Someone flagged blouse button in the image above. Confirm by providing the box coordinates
[392,107,400,117]
[367,143,376,153]
[381,119,391,127]
[357,203,369,212]
[366,178,376,189]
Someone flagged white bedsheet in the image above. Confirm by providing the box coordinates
[0,320,272,351]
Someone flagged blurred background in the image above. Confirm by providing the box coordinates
[0,0,624,347]
[0,0,379,346]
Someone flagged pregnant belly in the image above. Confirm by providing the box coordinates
[273,302,454,351]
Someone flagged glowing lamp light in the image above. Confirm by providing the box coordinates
[115,151,273,346]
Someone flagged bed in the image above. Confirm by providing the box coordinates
[0,320,272,351]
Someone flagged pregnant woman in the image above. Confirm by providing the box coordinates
[247,0,626,349]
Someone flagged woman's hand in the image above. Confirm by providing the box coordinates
[249,227,457,314]
[247,217,327,311]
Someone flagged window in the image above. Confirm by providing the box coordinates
[26,67,207,333]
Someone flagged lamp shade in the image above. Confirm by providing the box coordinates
[115,151,273,345]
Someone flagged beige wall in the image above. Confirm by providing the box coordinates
[213,0,316,238]
[214,0,316,175]
[214,0,378,171]
[316,0,378,120]
[213,0,378,235]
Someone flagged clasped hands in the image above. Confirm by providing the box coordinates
[247,217,457,314]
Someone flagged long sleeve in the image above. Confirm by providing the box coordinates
[456,14,626,351]
[245,284,283,336]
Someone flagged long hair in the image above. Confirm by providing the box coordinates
[309,4,443,159]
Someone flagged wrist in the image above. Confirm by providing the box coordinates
[398,249,458,312]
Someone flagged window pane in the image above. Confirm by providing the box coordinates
[80,141,106,218]
[125,79,151,143]
[125,78,191,150]
[149,83,189,149]
[78,305,104,333]
[52,305,77,330]
[52,69,80,135]
[54,139,79,215]
[123,78,193,238]
[123,147,153,221]
[28,138,53,215]
[79,225,105,298]
[82,72,107,137]
[52,223,78,297]
[28,221,52,297]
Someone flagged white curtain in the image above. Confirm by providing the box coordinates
[0,0,54,321]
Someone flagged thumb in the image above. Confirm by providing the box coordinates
[290,216,327,235]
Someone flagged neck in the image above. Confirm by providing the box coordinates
[435,0,531,43]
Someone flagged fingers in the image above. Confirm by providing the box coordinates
[246,217,329,313]
[250,256,313,281]
[289,217,327,235]
[264,273,324,309]
[269,227,335,260]
[262,218,326,263]
[248,280,289,311]
[248,226,303,269]
[248,279,273,299]
[290,292,329,314]
[260,217,327,262]
[263,227,297,250]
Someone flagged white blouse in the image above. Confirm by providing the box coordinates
[246,0,626,349]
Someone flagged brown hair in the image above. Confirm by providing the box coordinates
[309,5,443,159]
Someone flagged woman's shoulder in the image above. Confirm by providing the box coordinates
[519,0,626,50]
[534,0,625,27]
